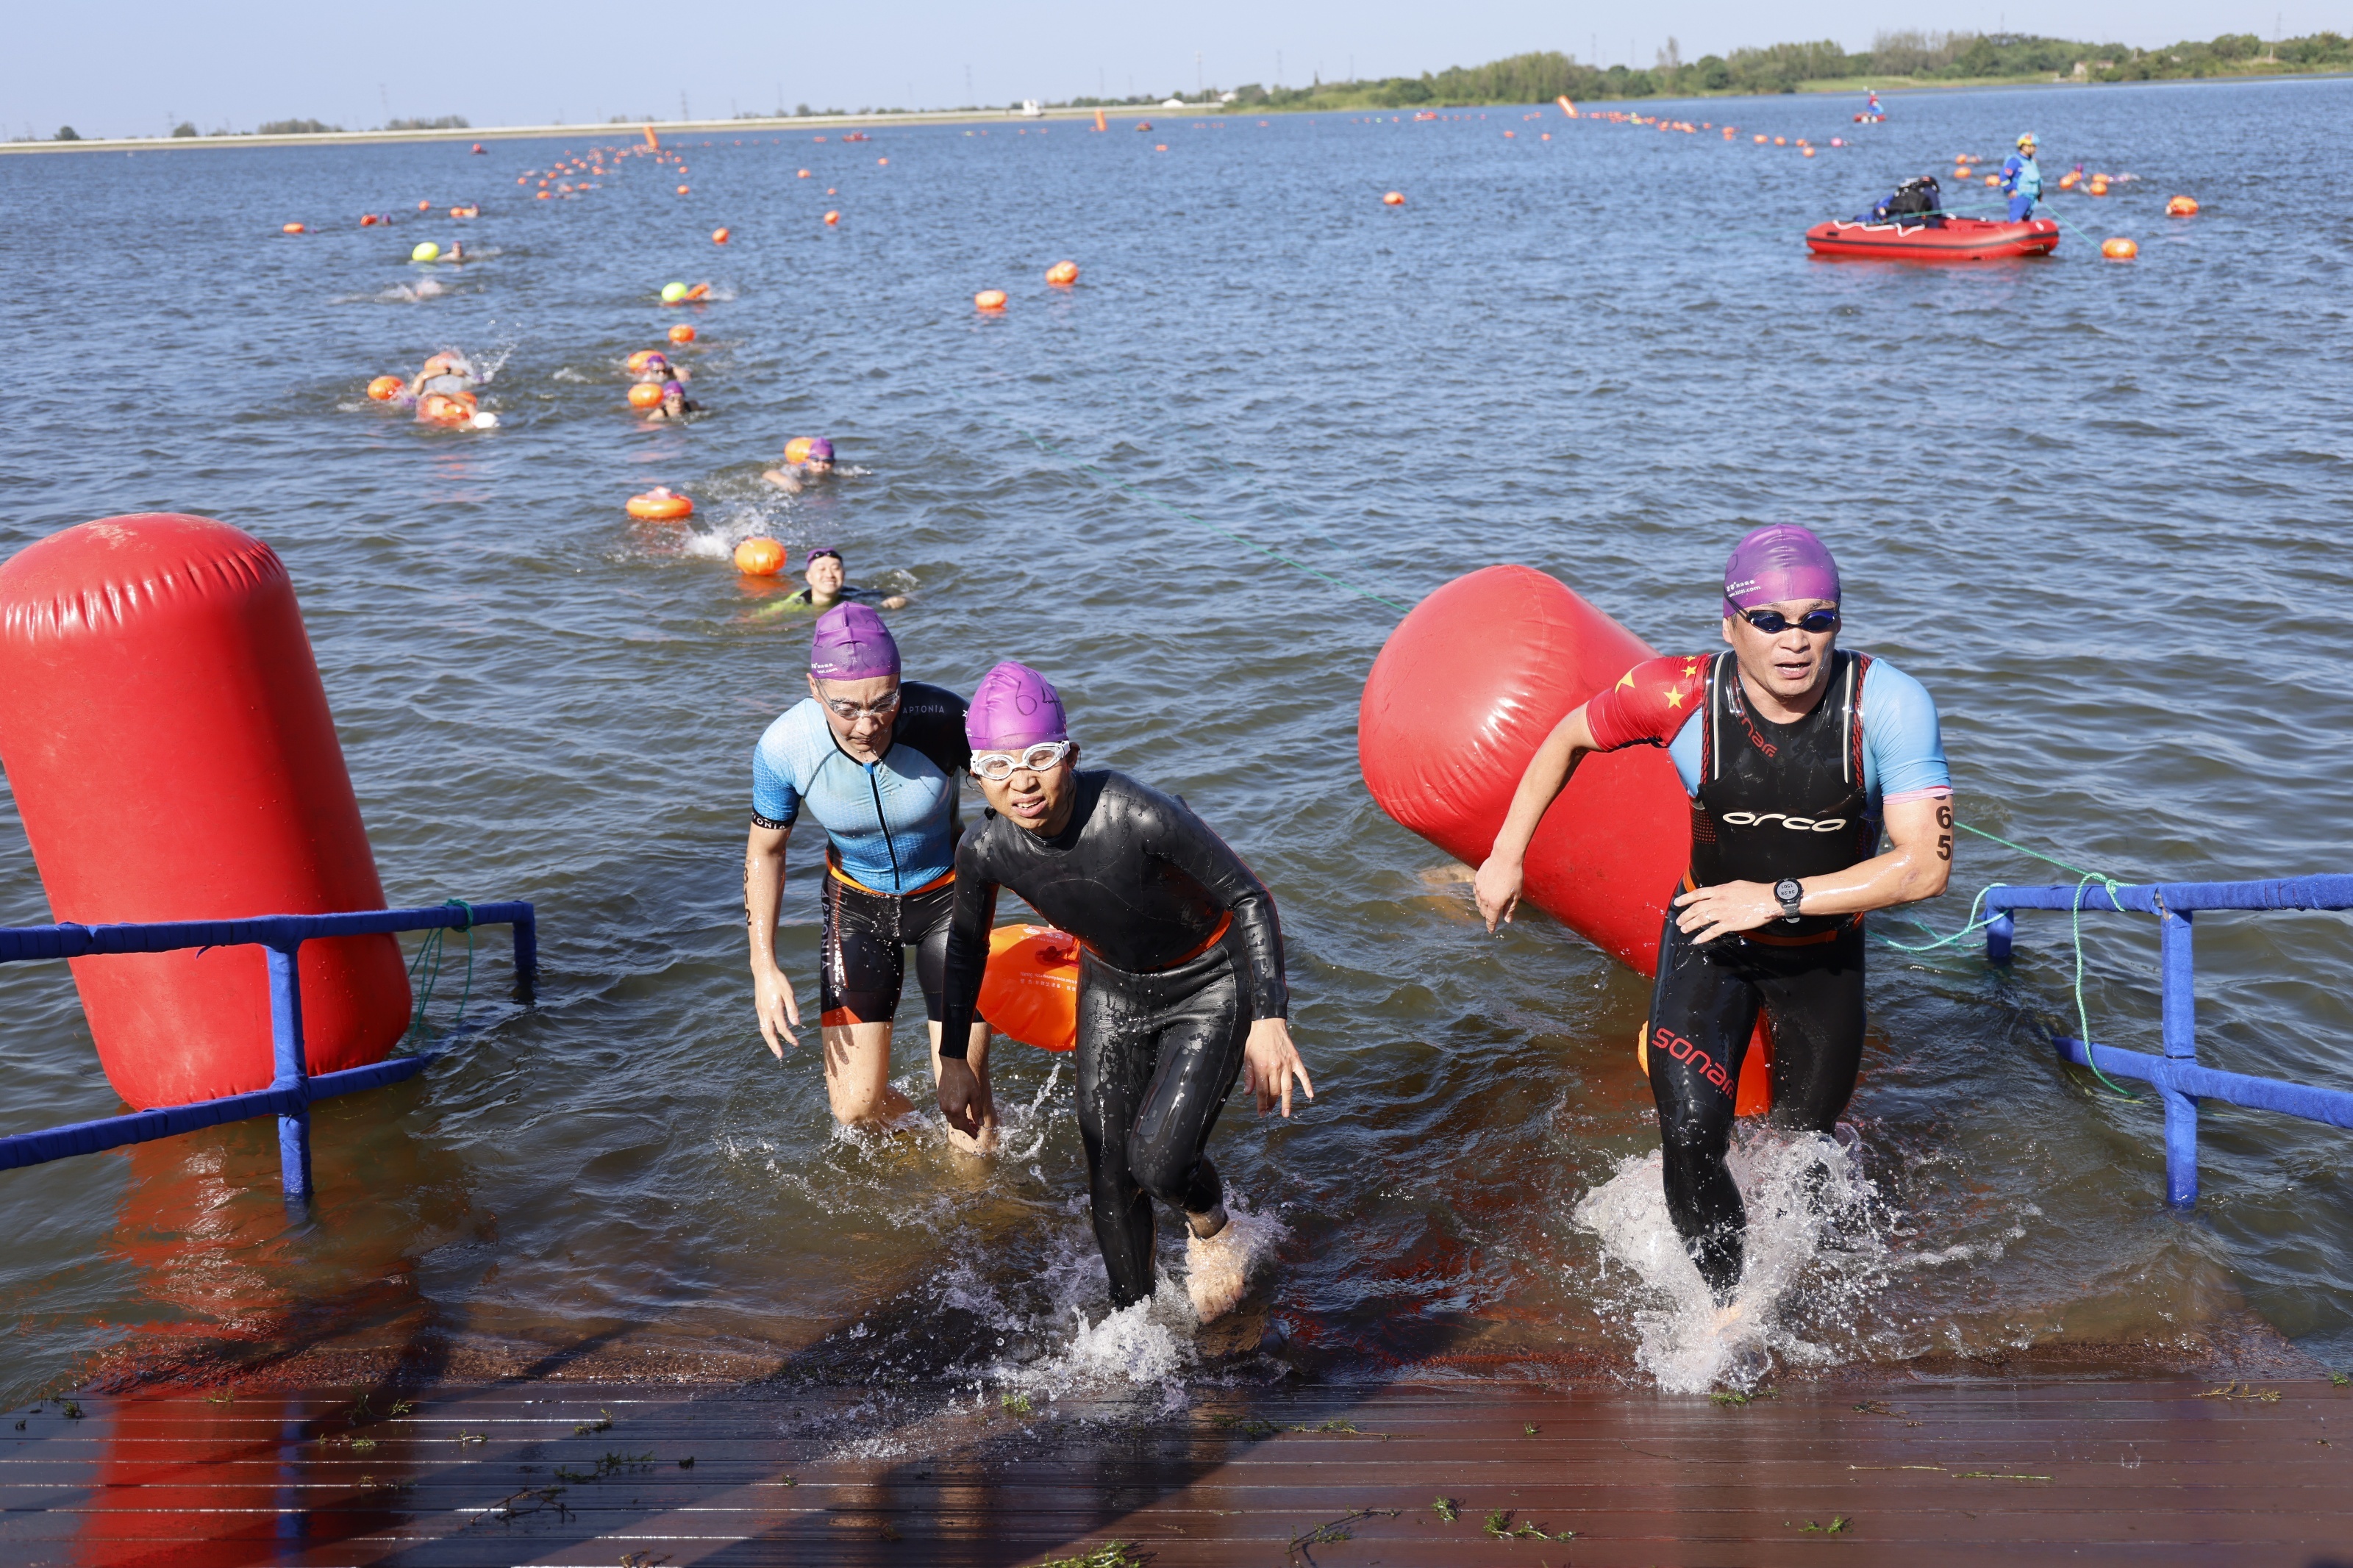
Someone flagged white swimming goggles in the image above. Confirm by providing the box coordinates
[971,741,1073,782]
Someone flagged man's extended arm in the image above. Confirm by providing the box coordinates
[746,822,801,1056]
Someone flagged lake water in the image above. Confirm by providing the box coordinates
[2,76,2349,1409]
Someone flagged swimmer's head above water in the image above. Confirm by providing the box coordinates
[1721,523,1841,706]
[806,603,901,757]
[966,660,1077,833]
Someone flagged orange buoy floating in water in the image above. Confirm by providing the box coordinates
[2089,179,2109,196]
[877,157,888,165]
[419,391,476,428]
[733,537,788,575]
[1045,259,1079,285]
[975,289,1008,311]
[626,488,694,521]
[1754,134,1768,143]
[1360,565,1772,1116]
[282,222,306,234]
[685,283,710,301]
[979,925,1079,1051]
[2058,171,2080,189]
[1802,147,1815,157]
[822,210,840,225]
[538,190,552,199]
[1774,136,1786,146]
[360,213,379,226]
[627,382,665,409]
[366,376,404,401]
[798,168,811,178]
[712,226,730,243]
[1985,175,2001,187]
[1382,190,1405,205]
[2166,195,2199,215]
[669,323,696,344]
[1154,143,1168,151]
[415,199,429,211]
[2102,237,2138,259]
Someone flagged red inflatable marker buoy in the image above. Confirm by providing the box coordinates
[1360,565,1769,1114]
[0,515,410,1109]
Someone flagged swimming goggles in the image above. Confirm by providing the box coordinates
[1737,606,1840,634]
[819,687,901,721]
[971,741,1074,782]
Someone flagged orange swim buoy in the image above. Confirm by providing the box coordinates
[685,283,710,301]
[366,375,404,401]
[2165,195,2199,216]
[360,214,379,226]
[798,168,811,178]
[669,323,696,344]
[2089,179,2110,196]
[626,488,694,521]
[979,924,1079,1051]
[627,382,665,409]
[1045,259,1079,285]
[1754,134,1768,143]
[1774,136,1785,146]
[1985,175,2001,187]
[1802,147,1815,157]
[419,392,476,427]
[975,289,1007,311]
[732,537,788,576]
[282,222,306,235]
[783,436,815,465]
[712,226,730,243]
[2059,171,2080,189]
[2102,237,2138,259]
[676,184,691,194]
[1382,190,1405,205]
[877,157,888,165]
[416,199,429,211]
[823,210,840,225]
[538,190,552,199]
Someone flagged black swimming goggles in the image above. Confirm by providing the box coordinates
[1736,606,1840,634]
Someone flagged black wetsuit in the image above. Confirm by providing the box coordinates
[1650,651,1877,1300]
[939,770,1288,1309]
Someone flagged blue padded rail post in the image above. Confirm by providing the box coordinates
[512,906,538,1003]
[2158,906,2199,1209]
[265,944,313,1207]
[1985,892,2016,964]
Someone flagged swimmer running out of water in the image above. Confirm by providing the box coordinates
[1473,526,1952,1311]
[935,662,1312,1320]
[745,604,998,1150]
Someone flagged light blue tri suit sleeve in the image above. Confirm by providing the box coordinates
[751,717,802,828]
[1858,657,1952,812]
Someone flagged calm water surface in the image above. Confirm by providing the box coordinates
[2,78,2349,1406]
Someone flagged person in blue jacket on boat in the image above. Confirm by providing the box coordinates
[2001,132,2043,222]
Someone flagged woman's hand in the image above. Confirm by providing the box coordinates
[1471,853,1524,933]
[1240,1018,1315,1118]
[936,1057,990,1137]
[753,967,801,1059]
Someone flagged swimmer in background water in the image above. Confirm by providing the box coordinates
[632,351,689,384]
[642,379,698,423]
[407,350,476,401]
[761,437,835,493]
[751,548,910,618]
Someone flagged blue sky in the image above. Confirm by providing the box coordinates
[6,0,2320,137]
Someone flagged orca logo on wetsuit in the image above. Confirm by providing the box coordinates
[1719,812,1850,831]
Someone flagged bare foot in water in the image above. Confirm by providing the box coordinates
[1186,1203,1277,1324]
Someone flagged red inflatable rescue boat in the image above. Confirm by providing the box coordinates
[1359,565,1770,1115]
[1805,215,2059,261]
[0,514,410,1109]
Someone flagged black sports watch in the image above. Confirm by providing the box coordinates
[1774,878,1805,923]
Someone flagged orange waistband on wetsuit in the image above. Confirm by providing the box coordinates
[826,853,955,898]
[1680,870,1857,945]
[1081,911,1233,973]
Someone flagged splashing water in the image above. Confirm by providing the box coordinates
[1574,1126,1896,1393]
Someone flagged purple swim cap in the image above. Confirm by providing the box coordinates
[966,661,1068,751]
[807,437,835,462]
[809,603,900,681]
[662,379,685,397]
[1723,523,1840,614]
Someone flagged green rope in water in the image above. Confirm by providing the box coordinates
[403,899,477,1050]
[1883,826,2138,1100]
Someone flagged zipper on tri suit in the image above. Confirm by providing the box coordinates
[866,765,904,891]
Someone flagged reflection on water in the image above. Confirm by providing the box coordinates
[2,77,2349,1406]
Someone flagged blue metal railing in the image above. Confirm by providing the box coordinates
[0,902,535,1207]
[1985,876,2353,1207]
